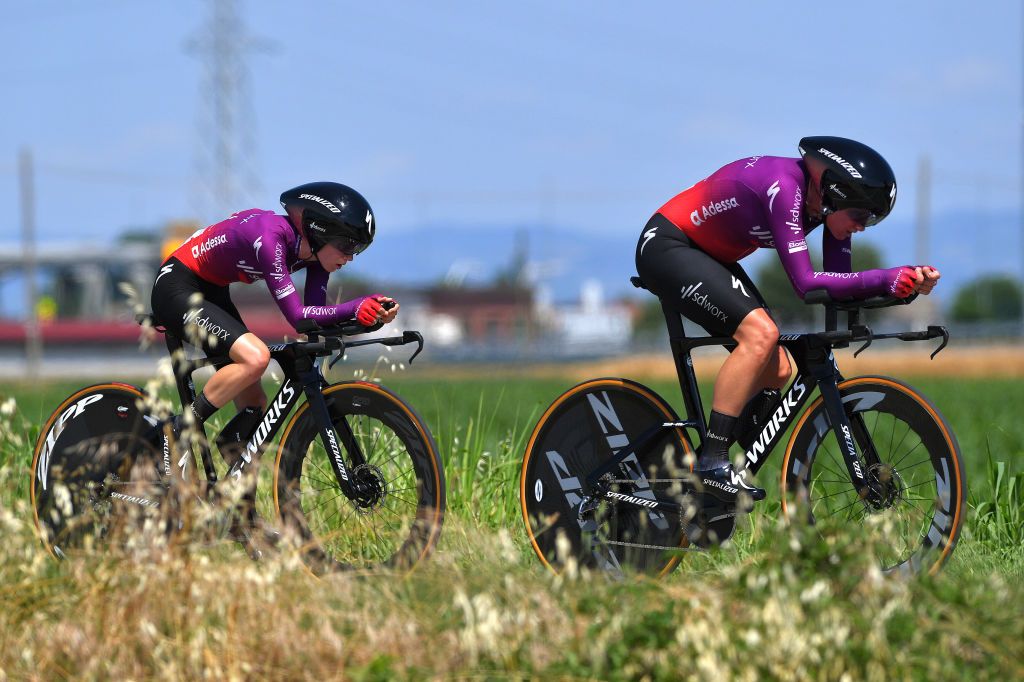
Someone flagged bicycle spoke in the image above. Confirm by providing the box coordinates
[897,444,929,471]
[890,439,925,469]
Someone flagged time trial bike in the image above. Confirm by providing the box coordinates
[520,278,965,577]
[30,310,446,573]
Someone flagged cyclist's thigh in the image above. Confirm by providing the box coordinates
[151,258,250,356]
[635,216,765,336]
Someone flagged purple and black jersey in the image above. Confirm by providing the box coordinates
[168,209,363,329]
[653,156,905,299]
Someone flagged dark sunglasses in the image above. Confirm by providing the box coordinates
[330,236,369,256]
[843,207,882,227]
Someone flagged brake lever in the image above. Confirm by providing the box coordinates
[929,325,949,359]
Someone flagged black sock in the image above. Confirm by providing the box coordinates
[189,391,219,424]
[735,389,782,451]
[701,410,738,469]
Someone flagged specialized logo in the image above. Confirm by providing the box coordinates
[744,379,807,467]
[182,307,232,342]
[365,210,375,237]
[110,492,160,508]
[299,193,341,213]
[731,276,750,298]
[681,281,728,323]
[702,477,739,495]
[818,147,862,178]
[690,197,739,227]
[640,226,658,255]
[840,424,863,479]
[766,180,781,213]
[37,393,105,490]
[605,490,659,508]
[253,236,263,263]
[191,233,227,259]
[156,264,174,284]
[325,428,350,481]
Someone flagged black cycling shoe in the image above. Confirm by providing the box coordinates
[699,463,766,503]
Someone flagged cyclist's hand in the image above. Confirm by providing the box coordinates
[355,296,385,326]
[375,296,399,324]
[887,266,919,299]
[915,266,941,295]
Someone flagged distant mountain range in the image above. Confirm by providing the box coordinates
[354,208,1022,305]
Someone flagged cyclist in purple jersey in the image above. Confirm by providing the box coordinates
[151,182,398,458]
[636,137,940,502]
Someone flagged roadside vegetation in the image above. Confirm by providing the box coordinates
[1,372,1022,679]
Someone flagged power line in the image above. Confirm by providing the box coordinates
[185,0,274,221]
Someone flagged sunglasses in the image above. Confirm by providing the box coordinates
[843,207,882,227]
[330,236,369,256]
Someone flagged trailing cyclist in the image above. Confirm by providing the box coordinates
[634,136,941,502]
[149,182,399,527]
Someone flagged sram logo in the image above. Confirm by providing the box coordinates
[37,394,105,490]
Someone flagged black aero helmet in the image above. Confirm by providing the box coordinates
[280,181,375,254]
[799,136,897,226]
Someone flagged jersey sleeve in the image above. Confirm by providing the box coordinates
[254,229,362,328]
[303,263,329,307]
[822,228,852,273]
[766,176,899,300]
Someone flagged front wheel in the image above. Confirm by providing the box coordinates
[781,376,966,575]
[273,382,446,572]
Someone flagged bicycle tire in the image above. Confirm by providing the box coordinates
[273,381,446,573]
[781,376,966,575]
[520,378,696,577]
[30,383,165,558]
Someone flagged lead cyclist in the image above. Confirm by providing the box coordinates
[634,136,940,501]
[150,182,399,491]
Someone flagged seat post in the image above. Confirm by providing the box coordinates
[660,300,708,440]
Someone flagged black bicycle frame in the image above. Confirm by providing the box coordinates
[162,331,362,498]
[582,299,918,516]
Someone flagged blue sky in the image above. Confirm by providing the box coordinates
[1,1,1020,283]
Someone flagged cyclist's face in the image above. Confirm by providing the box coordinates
[825,208,872,240]
[316,241,354,272]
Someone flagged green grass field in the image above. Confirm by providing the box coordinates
[1,370,1023,679]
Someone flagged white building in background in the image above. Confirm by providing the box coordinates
[541,279,633,355]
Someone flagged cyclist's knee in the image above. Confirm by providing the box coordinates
[231,336,271,381]
[735,310,779,358]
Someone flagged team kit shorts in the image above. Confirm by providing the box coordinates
[634,213,773,336]
[150,257,250,357]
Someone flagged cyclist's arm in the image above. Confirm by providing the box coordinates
[303,263,329,307]
[767,179,907,299]
[822,228,851,273]
[257,236,374,328]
